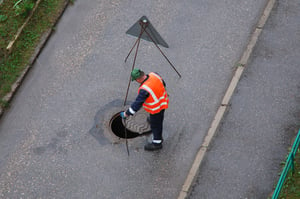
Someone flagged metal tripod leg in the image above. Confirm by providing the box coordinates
[143,28,181,78]
[123,21,148,106]
[124,21,148,63]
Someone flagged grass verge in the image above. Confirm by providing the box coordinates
[278,149,300,199]
[0,0,68,110]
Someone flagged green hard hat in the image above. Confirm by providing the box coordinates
[131,68,141,81]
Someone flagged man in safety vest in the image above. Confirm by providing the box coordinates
[120,69,169,151]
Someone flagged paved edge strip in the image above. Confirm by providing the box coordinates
[0,0,70,119]
[177,0,276,198]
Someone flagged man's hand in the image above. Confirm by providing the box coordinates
[120,112,127,119]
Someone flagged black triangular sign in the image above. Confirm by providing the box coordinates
[126,16,169,48]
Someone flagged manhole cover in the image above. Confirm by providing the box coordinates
[122,109,151,134]
[108,109,151,140]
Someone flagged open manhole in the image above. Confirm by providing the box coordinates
[109,110,151,139]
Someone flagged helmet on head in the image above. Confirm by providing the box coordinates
[131,68,142,81]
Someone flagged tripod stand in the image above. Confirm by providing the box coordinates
[123,17,181,106]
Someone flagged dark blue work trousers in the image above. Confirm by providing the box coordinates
[149,109,165,141]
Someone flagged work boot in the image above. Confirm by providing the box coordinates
[144,142,162,151]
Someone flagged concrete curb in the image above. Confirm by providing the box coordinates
[0,0,70,119]
[177,0,276,198]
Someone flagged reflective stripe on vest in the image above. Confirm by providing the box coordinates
[143,101,168,112]
[139,73,168,114]
[141,85,167,106]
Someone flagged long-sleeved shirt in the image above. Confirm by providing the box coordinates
[126,73,166,116]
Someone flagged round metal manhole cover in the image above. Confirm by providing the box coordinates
[122,109,151,134]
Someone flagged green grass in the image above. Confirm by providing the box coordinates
[278,149,300,199]
[0,0,68,109]
[0,0,27,49]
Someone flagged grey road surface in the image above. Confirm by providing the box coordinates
[0,0,269,198]
[189,0,300,198]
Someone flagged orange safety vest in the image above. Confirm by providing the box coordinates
[138,72,169,114]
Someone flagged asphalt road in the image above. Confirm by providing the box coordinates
[189,0,300,198]
[0,0,280,198]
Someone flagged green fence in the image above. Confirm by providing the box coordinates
[272,129,300,199]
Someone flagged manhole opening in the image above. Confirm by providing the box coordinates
[109,112,149,139]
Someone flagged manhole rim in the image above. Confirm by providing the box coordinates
[109,112,140,139]
[102,106,151,144]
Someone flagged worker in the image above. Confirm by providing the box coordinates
[120,69,169,151]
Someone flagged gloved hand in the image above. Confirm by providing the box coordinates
[120,111,127,119]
